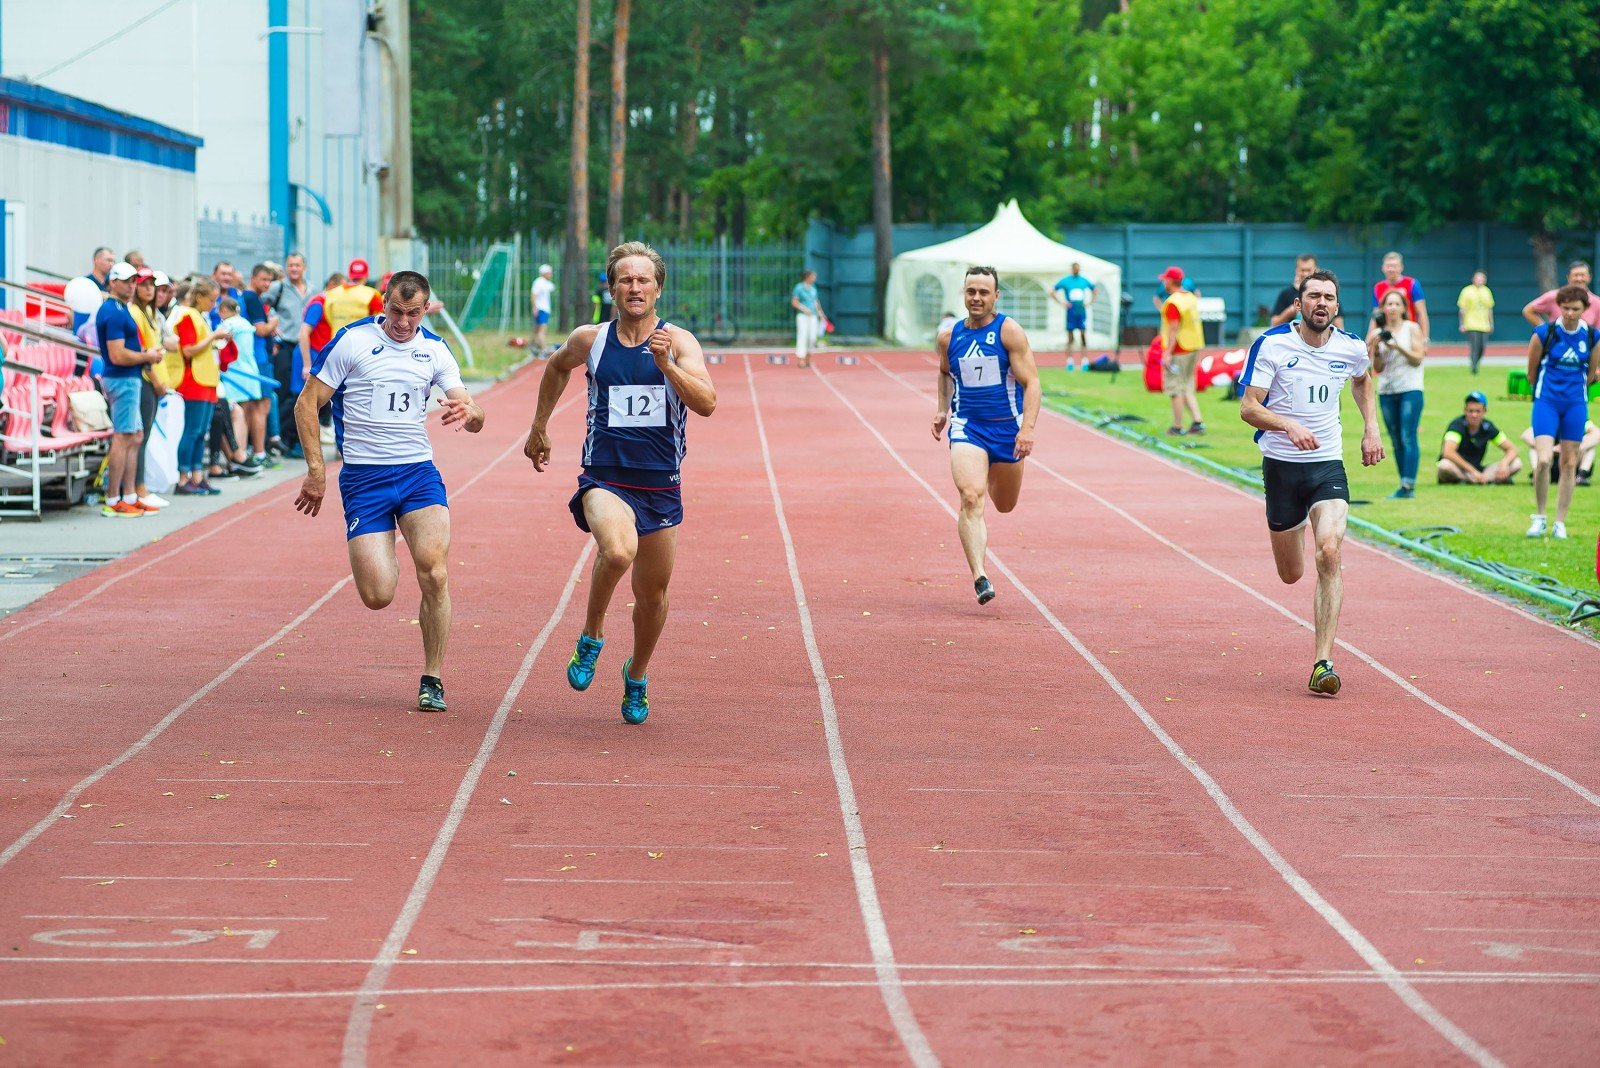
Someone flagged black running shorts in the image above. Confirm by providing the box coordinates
[1261,457,1349,532]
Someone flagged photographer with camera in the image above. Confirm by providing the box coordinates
[1367,290,1427,498]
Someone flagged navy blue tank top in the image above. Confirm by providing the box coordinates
[583,319,687,485]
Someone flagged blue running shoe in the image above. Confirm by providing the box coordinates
[567,634,604,691]
[620,658,649,724]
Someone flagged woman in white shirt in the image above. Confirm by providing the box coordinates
[1368,290,1427,498]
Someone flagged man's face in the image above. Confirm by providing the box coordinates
[1568,265,1592,288]
[1559,299,1587,325]
[93,249,114,276]
[1472,272,1487,286]
[1383,257,1403,282]
[1295,259,1316,284]
[1463,402,1486,432]
[286,257,305,283]
[214,265,234,288]
[250,270,272,295]
[381,291,429,343]
[964,274,998,319]
[1070,262,1081,276]
[108,277,133,302]
[612,256,660,318]
[1297,280,1339,329]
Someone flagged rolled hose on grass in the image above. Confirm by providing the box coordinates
[1059,402,1600,629]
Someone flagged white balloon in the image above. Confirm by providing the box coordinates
[63,276,104,315]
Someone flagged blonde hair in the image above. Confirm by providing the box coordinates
[606,241,666,288]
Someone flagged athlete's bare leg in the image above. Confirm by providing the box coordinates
[1555,439,1580,525]
[987,458,1025,514]
[348,530,401,610]
[1532,434,1555,515]
[580,487,641,640]
[399,504,452,678]
[627,527,679,680]
[1307,499,1348,663]
[950,442,992,582]
[1268,524,1307,585]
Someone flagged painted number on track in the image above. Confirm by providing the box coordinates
[997,933,1233,956]
[31,927,279,949]
[515,929,739,952]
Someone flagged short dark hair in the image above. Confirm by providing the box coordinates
[1298,268,1339,300]
[250,263,274,279]
[1296,253,1317,264]
[93,246,112,258]
[385,270,432,304]
[212,261,234,274]
[965,265,1000,288]
[1555,283,1590,307]
[1568,260,1591,275]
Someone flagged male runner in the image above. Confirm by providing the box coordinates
[293,271,485,713]
[1240,269,1384,696]
[524,242,717,724]
[932,266,1041,606]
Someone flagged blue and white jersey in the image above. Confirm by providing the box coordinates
[582,319,687,480]
[313,317,464,466]
[1533,322,1594,401]
[1242,323,1370,463]
[947,313,1022,423]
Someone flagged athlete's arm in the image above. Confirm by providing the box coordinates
[932,327,952,440]
[1589,332,1600,385]
[1240,385,1318,451]
[1525,332,1542,393]
[1439,437,1482,483]
[1001,317,1040,459]
[1521,296,1545,329]
[1049,286,1067,309]
[439,387,484,433]
[651,326,716,417]
[525,326,598,472]
[1392,324,1425,366]
[294,375,337,517]
[1350,372,1385,467]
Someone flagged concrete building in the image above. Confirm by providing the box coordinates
[0,0,390,282]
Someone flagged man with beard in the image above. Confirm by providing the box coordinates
[1240,270,1384,697]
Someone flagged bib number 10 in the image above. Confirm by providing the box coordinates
[1305,383,1331,405]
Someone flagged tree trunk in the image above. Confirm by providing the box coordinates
[564,0,592,332]
[1530,228,1557,293]
[870,39,893,335]
[677,25,702,236]
[605,0,632,247]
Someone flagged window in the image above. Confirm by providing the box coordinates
[913,274,945,328]
[999,277,1052,332]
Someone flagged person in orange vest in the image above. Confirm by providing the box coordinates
[1159,266,1206,435]
[323,258,384,336]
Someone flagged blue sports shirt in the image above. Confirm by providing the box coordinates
[947,313,1022,423]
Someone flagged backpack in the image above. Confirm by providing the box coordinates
[1541,320,1597,358]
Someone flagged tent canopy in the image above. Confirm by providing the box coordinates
[885,200,1122,351]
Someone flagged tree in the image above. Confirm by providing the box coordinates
[605,0,633,247]
[564,0,593,330]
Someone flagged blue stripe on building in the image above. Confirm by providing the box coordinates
[0,77,202,172]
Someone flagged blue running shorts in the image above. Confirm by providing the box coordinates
[1066,305,1088,332]
[1530,394,1589,443]
[949,414,1021,465]
[570,473,683,536]
[339,460,448,540]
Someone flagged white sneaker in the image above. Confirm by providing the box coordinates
[1552,521,1567,540]
[1525,514,1547,537]
[138,494,171,509]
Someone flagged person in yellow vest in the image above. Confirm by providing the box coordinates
[1159,265,1206,435]
[323,257,385,336]
[163,279,226,495]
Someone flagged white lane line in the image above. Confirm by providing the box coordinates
[1426,927,1600,934]
[5,971,1600,1010]
[485,917,797,925]
[943,882,1236,892]
[747,362,938,1068]
[824,364,1505,1068]
[153,778,405,785]
[509,844,788,852]
[1391,890,1600,899]
[1350,855,1600,861]
[504,878,794,886]
[60,875,351,883]
[1286,794,1533,802]
[0,578,351,874]
[875,355,1600,810]
[909,786,1163,797]
[339,542,593,1068]
[519,780,779,790]
[961,920,1265,930]
[23,914,328,921]
[93,841,371,847]
[925,848,1206,857]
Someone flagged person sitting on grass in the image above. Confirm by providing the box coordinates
[1521,420,1597,488]
[1436,391,1521,484]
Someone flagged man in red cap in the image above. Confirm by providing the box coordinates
[1159,266,1206,435]
[324,257,384,337]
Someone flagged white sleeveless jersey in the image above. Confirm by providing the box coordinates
[1241,323,1370,463]
[313,317,464,465]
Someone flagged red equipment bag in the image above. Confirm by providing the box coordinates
[1142,336,1163,393]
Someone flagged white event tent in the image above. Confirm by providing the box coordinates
[885,200,1122,351]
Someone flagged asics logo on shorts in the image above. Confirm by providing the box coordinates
[349,517,360,533]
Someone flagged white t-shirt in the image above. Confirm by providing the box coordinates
[314,318,464,466]
[1242,323,1371,463]
[532,276,555,313]
[1373,320,1424,395]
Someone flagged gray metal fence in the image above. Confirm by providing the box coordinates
[422,234,805,338]
[197,212,285,278]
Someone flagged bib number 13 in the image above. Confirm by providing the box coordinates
[371,380,425,423]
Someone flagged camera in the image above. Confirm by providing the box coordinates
[1372,308,1392,342]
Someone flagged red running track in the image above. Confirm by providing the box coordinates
[0,352,1596,1066]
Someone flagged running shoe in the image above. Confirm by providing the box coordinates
[1525,514,1547,538]
[175,483,208,496]
[139,493,171,509]
[200,479,223,495]
[974,576,996,605]
[567,633,604,690]
[620,658,649,724]
[1388,485,1414,499]
[1187,421,1206,435]
[418,675,447,712]
[1308,659,1341,696]
[1552,521,1568,540]
[1166,426,1186,436]
[100,500,144,518]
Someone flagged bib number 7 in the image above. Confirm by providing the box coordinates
[959,352,1001,389]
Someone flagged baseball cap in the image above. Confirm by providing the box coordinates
[132,267,156,285]
[152,270,171,287]
[1465,391,1488,407]
[1159,266,1185,283]
[108,261,138,282]
[539,263,553,274]
[347,258,370,281]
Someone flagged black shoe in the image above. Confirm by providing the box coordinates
[418,675,447,712]
[1188,421,1206,435]
[1166,426,1186,436]
[1308,659,1341,696]
[974,576,996,605]
[211,466,242,479]
[1578,468,1592,487]
[230,460,263,478]
[266,438,286,458]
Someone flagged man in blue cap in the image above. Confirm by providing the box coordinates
[1436,391,1522,484]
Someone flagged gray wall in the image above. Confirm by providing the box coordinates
[809,219,1600,342]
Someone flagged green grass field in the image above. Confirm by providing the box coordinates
[1038,361,1600,618]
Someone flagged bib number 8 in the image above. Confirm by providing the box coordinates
[609,384,668,428]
